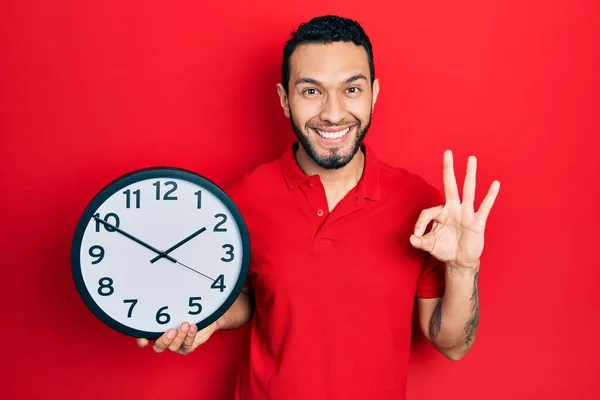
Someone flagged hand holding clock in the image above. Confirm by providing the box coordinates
[136,286,254,354]
[137,320,219,355]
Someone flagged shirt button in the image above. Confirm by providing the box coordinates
[316,209,324,217]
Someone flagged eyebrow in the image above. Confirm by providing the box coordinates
[294,73,368,86]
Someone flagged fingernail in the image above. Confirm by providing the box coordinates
[168,329,176,339]
[182,322,189,332]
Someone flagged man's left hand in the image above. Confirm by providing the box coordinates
[409,150,500,270]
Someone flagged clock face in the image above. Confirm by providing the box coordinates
[71,167,250,340]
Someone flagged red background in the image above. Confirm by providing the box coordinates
[2,0,599,399]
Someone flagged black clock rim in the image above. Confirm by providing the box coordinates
[70,166,251,341]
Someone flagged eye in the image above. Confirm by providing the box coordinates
[347,87,361,94]
[302,88,320,96]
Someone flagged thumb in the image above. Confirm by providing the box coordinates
[410,233,435,253]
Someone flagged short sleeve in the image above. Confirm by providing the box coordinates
[415,183,446,299]
[416,253,445,298]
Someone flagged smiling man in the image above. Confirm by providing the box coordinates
[137,15,500,400]
[279,41,376,171]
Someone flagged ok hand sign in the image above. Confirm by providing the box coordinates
[409,150,501,270]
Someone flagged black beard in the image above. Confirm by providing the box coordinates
[288,111,372,170]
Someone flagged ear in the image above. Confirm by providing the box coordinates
[276,83,290,118]
[371,78,380,112]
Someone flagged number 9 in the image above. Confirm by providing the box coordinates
[89,245,105,264]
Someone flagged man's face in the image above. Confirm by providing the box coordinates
[277,42,380,169]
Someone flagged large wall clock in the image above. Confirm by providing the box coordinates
[71,167,250,340]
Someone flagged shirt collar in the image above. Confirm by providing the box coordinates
[279,141,381,201]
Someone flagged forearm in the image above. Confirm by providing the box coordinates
[215,290,254,331]
[430,263,480,360]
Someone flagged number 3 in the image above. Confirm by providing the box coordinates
[221,244,234,262]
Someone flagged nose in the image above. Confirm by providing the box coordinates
[319,93,346,125]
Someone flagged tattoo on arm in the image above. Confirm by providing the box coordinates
[429,298,443,339]
[464,272,480,346]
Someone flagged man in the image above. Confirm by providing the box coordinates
[137,15,500,400]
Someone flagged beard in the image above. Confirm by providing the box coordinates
[289,110,372,170]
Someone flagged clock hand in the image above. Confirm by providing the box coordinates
[150,227,207,263]
[92,216,177,263]
[93,217,217,284]
[175,260,216,283]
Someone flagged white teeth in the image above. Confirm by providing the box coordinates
[315,127,350,139]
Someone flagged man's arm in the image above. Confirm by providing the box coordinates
[410,151,498,360]
[417,262,480,361]
[215,286,255,330]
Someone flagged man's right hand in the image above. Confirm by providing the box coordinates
[137,321,219,355]
[137,289,253,355]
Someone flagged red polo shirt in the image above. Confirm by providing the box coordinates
[228,142,445,400]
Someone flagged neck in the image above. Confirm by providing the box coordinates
[295,145,365,192]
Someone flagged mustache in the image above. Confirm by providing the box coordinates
[307,122,359,130]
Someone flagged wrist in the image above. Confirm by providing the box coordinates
[446,259,481,269]
[214,316,225,332]
[445,260,480,279]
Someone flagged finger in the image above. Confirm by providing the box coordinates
[443,150,460,203]
[137,338,149,348]
[180,323,198,354]
[410,233,436,253]
[168,322,191,353]
[414,205,444,237]
[476,180,501,222]
[152,329,177,353]
[462,155,477,211]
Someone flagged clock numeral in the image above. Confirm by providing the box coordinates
[156,306,171,324]
[89,245,105,264]
[214,213,227,232]
[195,190,202,209]
[188,297,202,315]
[123,189,141,209]
[94,212,120,232]
[153,180,178,200]
[98,277,114,296]
[211,274,226,292]
[221,244,234,262]
[123,299,138,318]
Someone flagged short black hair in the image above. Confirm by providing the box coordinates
[281,15,375,93]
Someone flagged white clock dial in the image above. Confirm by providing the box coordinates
[71,168,250,339]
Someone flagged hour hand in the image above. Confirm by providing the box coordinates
[93,216,177,263]
[150,227,207,263]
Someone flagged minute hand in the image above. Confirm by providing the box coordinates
[93,216,177,263]
[150,227,207,263]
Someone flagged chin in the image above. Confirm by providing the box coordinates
[304,136,360,170]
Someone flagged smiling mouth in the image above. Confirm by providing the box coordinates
[312,126,353,139]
